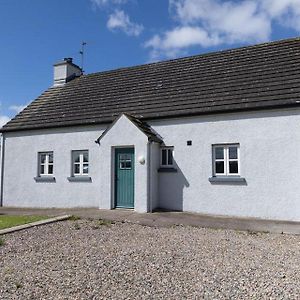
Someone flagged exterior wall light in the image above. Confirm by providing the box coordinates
[138,155,145,165]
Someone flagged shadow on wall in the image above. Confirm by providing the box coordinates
[157,160,189,212]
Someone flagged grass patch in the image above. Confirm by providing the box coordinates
[0,215,48,230]
[0,237,5,246]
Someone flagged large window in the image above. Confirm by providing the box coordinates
[72,150,89,176]
[38,152,54,176]
[212,144,240,176]
[161,147,174,167]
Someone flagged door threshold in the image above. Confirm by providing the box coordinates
[114,207,134,210]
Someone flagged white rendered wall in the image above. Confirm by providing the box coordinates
[2,125,105,208]
[149,142,160,211]
[150,108,300,221]
[3,107,300,221]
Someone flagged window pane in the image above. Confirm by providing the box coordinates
[74,164,80,174]
[40,154,46,164]
[48,153,53,163]
[215,161,224,174]
[120,154,130,161]
[229,161,238,174]
[215,147,224,159]
[74,153,80,163]
[161,149,167,165]
[83,164,89,174]
[167,149,173,165]
[229,147,238,159]
[125,161,131,169]
[40,165,45,174]
[83,152,89,162]
[48,164,53,175]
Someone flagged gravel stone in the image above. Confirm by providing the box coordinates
[0,220,299,299]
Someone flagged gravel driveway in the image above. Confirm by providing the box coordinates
[0,220,299,299]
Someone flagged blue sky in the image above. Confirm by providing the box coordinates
[0,0,300,126]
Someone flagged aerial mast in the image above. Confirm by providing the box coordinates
[79,41,87,73]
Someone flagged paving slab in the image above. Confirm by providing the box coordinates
[0,207,300,235]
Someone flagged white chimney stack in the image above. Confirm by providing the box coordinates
[53,58,82,87]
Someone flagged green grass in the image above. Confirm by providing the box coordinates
[0,215,48,230]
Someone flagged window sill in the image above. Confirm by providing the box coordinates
[209,176,246,183]
[67,176,92,182]
[34,176,55,182]
[158,168,177,173]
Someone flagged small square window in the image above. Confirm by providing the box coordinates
[72,150,89,176]
[213,144,240,176]
[160,147,174,167]
[38,152,54,176]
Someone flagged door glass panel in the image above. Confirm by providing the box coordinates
[119,154,132,169]
[229,161,238,173]
[215,161,224,174]
[215,147,224,159]
[229,147,238,159]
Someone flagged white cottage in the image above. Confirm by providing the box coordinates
[1,37,300,221]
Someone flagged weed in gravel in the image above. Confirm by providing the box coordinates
[92,219,113,229]
[69,215,81,221]
[74,223,81,230]
[0,238,5,246]
[15,282,22,289]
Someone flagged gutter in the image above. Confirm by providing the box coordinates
[0,134,5,207]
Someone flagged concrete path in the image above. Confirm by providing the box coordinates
[1,207,300,235]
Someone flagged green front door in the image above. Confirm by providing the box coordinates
[115,148,134,208]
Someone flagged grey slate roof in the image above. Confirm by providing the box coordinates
[2,37,300,132]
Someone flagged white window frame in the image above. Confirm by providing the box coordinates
[212,144,240,176]
[72,150,89,176]
[160,146,174,168]
[38,152,54,176]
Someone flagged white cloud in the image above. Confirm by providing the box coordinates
[9,104,27,114]
[262,0,300,31]
[145,26,220,60]
[146,0,300,60]
[107,10,143,36]
[0,115,10,128]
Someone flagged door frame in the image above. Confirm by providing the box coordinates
[112,146,135,209]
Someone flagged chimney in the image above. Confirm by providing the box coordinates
[53,58,82,86]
